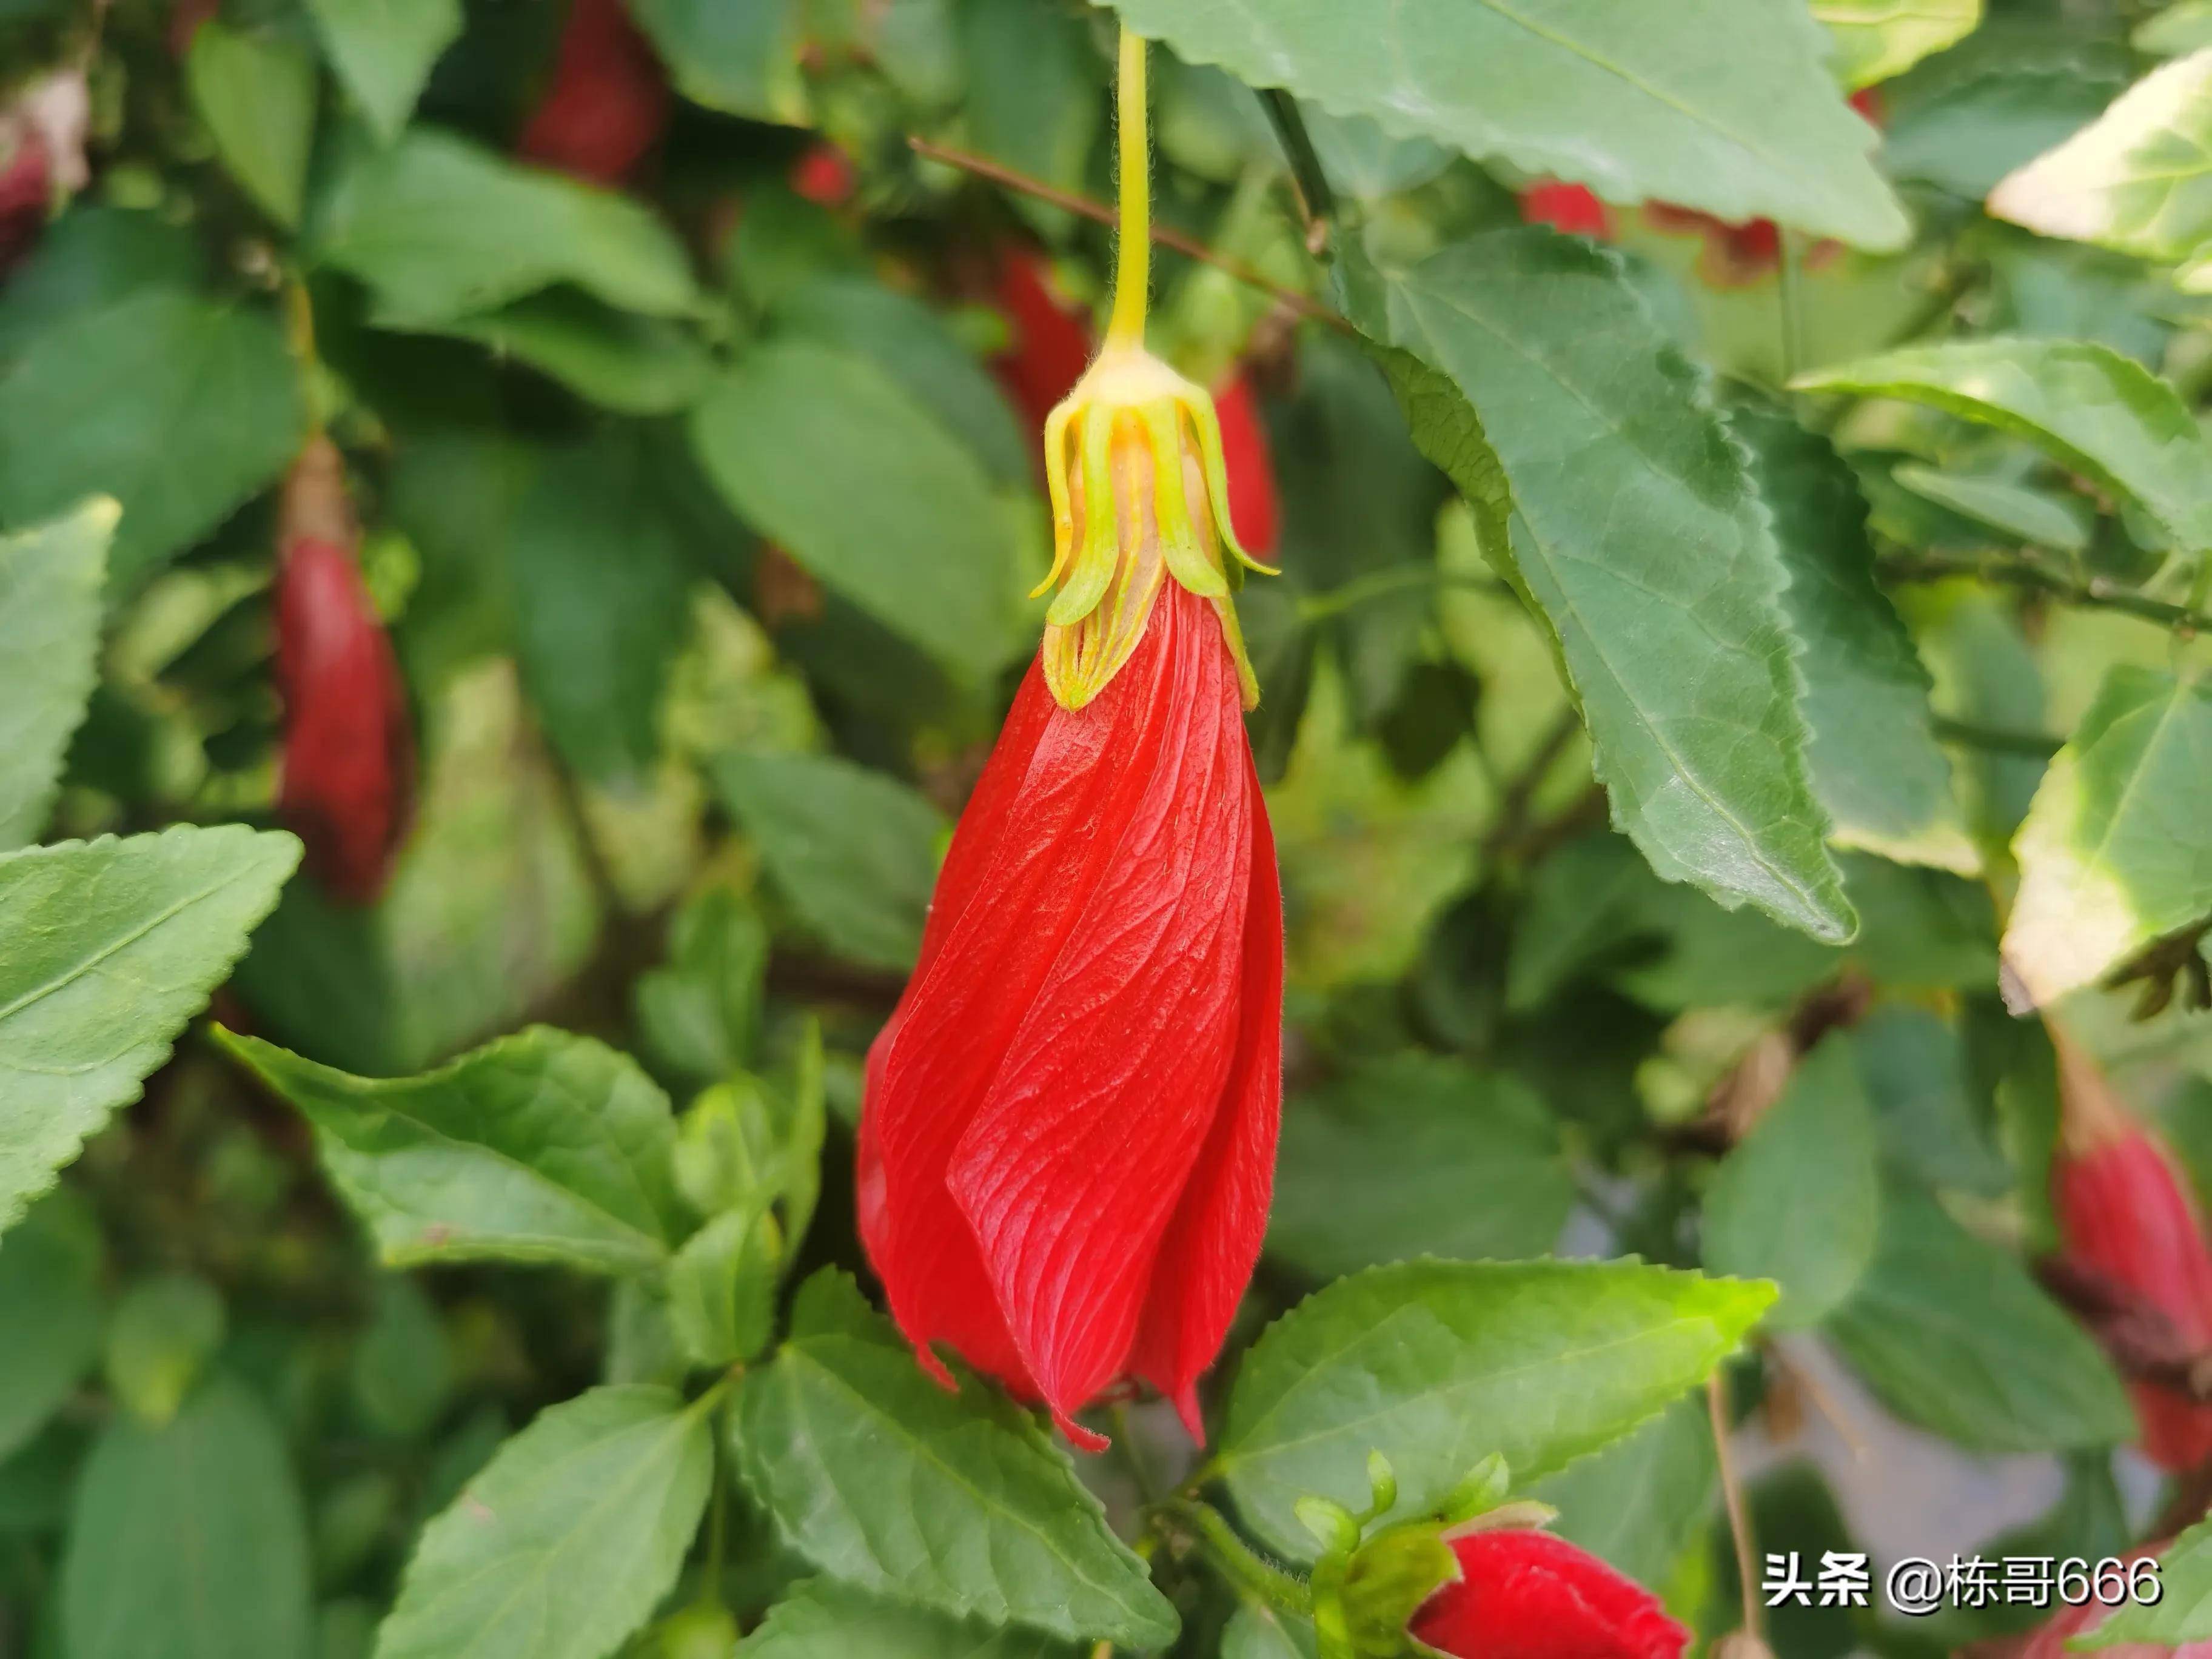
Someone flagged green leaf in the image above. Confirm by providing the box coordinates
[315,129,700,327]
[510,430,695,784]
[2077,1512,2212,1647]
[0,826,300,1234]
[0,498,113,849]
[374,1386,716,1659]
[1343,231,1854,942]
[775,277,1031,487]
[1989,49,2212,265]
[0,207,208,364]
[1222,1605,1321,1659]
[2002,665,2212,1009]
[440,289,711,415]
[104,1275,226,1427]
[1734,407,1977,874]
[744,1581,1081,1659]
[1792,339,2212,553]
[1813,0,1985,89]
[1098,0,1906,247]
[1701,1040,1882,1330]
[1827,1184,2133,1451]
[690,340,1024,679]
[957,0,1101,214]
[186,21,318,227]
[213,1025,686,1274]
[1269,1055,1573,1281]
[629,0,807,123]
[2137,1,2212,58]
[60,1376,312,1659]
[0,290,304,586]
[1532,1396,1717,1589]
[1891,461,2094,552]
[305,0,462,141]
[734,1272,1177,1647]
[1213,1258,1775,1560]
[0,1191,102,1460]
[712,751,944,971]
[665,1208,779,1367]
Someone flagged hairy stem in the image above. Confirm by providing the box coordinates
[1155,1498,1315,1618]
[1105,28,1151,350]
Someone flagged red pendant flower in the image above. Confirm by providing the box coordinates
[859,346,1282,1449]
[990,246,1094,438]
[1213,370,1279,560]
[515,0,669,186]
[274,440,415,905]
[1409,1530,1690,1659]
[2053,1037,2212,1470]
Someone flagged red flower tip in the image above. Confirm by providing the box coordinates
[1518,181,1614,240]
[789,141,856,206]
[515,0,669,186]
[273,441,415,906]
[1211,370,1279,560]
[2053,1037,2212,1470]
[857,576,1284,1448]
[1410,1530,1690,1659]
[0,126,49,278]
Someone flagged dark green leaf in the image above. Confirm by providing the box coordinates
[1794,339,2212,553]
[1269,1055,1572,1280]
[957,0,1100,217]
[1852,1006,2013,1196]
[350,1275,455,1439]
[1533,1396,1716,1589]
[0,498,112,849]
[306,0,462,141]
[441,290,711,415]
[215,1025,686,1274]
[186,22,317,227]
[315,129,700,327]
[0,1191,101,1460]
[1213,1258,1774,1560]
[0,290,304,586]
[1098,0,1906,246]
[2002,665,2212,1008]
[734,1272,1177,1647]
[690,340,1025,679]
[0,207,206,364]
[1827,1184,2132,1451]
[1346,231,1853,942]
[1702,1039,1882,1329]
[713,751,943,971]
[629,0,807,122]
[1891,461,2093,552]
[1732,406,1976,873]
[0,826,300,1234]
[745,1581,1079,1658]
[59,1376,312,1659]
[374,1386,716,1659]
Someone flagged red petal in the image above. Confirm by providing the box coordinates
[1519,181,1614,240]
[1127,746,1281,1441]
[515,0,669,186]
[946,584,1253,1429]
[1411,1531,1689,1659]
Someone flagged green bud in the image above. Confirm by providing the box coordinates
[1296,1494,1362,1556]
[1339,1522,1461,1657]
[1436,1453,1512,1525]
[1365,1450,1399,1518]
[655,1602,738,1659]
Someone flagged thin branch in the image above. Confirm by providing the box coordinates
[1931,715,2063,758]
[908,135,1353,334]
[1709,1371,1765,1644]
[1880,549,2212,637]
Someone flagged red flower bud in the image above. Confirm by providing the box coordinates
[1212,370,1279,560]
[990,246,1094,438]
[2053,1037,2212,1470]
[858,365,1282,1446]
[789,141,856,206]
[1518,181,1614,240]
[1409,1530,1690,1659]
[0,126,48,279]
[273,441,415,905]
[515,0,669,187]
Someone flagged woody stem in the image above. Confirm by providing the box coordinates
[1104,27,1151,351]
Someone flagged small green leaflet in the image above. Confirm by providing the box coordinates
[2077,1512,2212,1647]
[744,1581,1081,1659]
[215,1025,688,1273]
[1827,1184,2133,1451]
[628,0,808,123]
[1701,1039,1882,1330]
[1342,231,1854,943]
[1098,0,1906,247]
[438,292,711,415]
[0,289,304,587]
[186,22,317,227]
[2002,665,2212,1010]
[0,1191,102,1460]
[1812,0,1985,90]
[1212,1258,1774,1560]
[0,826,300,1235]
[1793,339,2212,554]
[59,1376,312,1659]
[314,129,700,327]
[0,498,112,850]
[714,751,945,971]
[1989,49,2212,266]
[372,1386,716,1659]
[734,1272,1177,1647]
[305,0,463,142]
